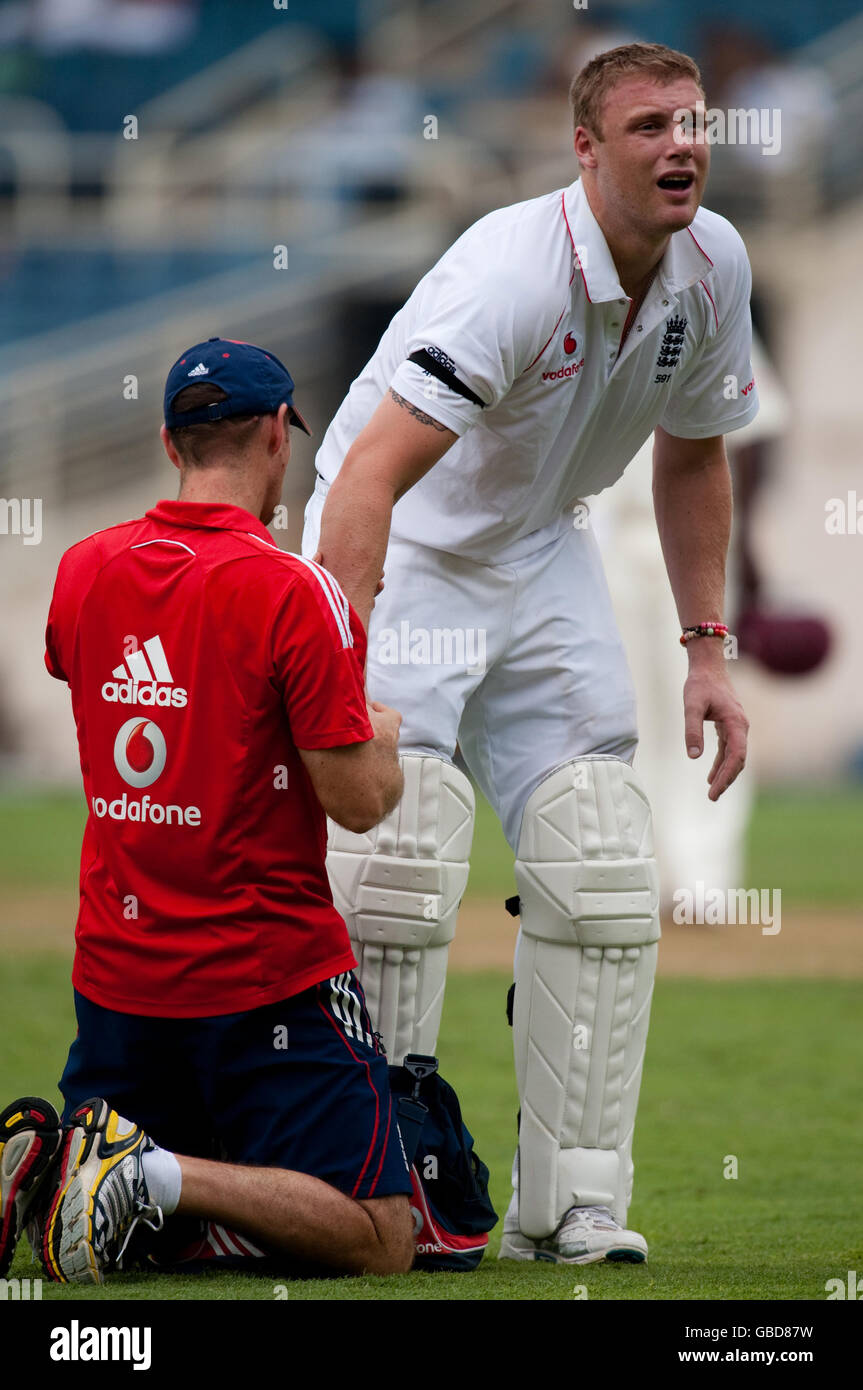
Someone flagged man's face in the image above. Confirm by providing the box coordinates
[579,76,709,238]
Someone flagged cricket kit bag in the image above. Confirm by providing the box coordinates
[388,1055,498,1271]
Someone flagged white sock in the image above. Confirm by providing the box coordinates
[141,1145,182,1215]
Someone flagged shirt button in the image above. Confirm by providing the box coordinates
[610,321,619,328]
[662,299,669,306]
[618,299,626,306]
[636,324,643,332]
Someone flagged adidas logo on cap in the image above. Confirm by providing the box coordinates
[187,362,209,377]
[101,636,188,708]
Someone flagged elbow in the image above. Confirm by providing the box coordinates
[334,806,380,836]
[329,791,390,836]
[330,770,404,835]
[333,796,394,836]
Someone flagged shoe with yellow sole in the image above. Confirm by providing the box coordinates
[40,1098,163,1284]
[0,1097,63,1277]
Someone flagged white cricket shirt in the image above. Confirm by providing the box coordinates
[314,178,759,562]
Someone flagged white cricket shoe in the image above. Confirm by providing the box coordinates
[499,1204,648,1265]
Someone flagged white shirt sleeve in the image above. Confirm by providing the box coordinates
[389,357,486,436]
[660,239,760,440]
[389,253,560,437]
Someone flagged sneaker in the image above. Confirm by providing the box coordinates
[0,1097,63,1277]
[147,1220,269,1272]
[40,1098,163,1284]
[499,1204,648,1265]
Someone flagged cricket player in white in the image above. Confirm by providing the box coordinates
[302,43,758,1264]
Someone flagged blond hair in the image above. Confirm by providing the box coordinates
[570,42,703,137]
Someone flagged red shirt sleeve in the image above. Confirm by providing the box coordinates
[271,560,374,749]
[45,538,100,683]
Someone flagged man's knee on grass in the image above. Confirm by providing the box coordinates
[359,1194,414,1274]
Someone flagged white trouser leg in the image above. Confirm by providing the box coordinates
[326,753,475,1064]
[512,756,660,1238]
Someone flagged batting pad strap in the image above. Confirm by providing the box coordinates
[326,755,475,1063]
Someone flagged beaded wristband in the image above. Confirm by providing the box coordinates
[680,622,728,647]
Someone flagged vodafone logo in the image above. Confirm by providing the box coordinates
[113,718,166,788]
[542,357,585,383]
[95,714,200,828]
[564,332,578,355]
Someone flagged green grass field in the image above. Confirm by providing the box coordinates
[2,785,863,904]
[1,788,862,1300]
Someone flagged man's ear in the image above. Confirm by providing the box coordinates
[268,403,290,457]
[160,424,182,472]
[574,124,599,171]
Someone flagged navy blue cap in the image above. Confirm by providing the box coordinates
[163,337,311,434]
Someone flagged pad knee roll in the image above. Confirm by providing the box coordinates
[326,754,475,1063]
[512,757,660,1237]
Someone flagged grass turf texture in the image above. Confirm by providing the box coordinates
[2,959,860,1301]
[2,785,863,905]
[2,788,860,1298]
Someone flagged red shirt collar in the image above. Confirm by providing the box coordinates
[145,499,274,546]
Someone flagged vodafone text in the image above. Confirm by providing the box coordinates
[92,792,201,827]
[543,358,585,383]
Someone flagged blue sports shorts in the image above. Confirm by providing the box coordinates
[59,972,411,1203]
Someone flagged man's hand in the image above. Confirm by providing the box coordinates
[652,427,748,800]
[366,698,401,752]
[683,645,749,801]
[298,700,404,833]
[314,553,385,601]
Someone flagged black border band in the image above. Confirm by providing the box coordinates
[407,349,485,408]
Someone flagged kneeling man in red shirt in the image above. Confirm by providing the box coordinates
[0,338,413,1283]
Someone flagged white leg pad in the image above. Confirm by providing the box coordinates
[513,757,660,1238]
[326,754,475,1064]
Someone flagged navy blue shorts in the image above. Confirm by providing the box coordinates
[59,973,411,1203]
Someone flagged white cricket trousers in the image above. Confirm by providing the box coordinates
[303,476,638,849]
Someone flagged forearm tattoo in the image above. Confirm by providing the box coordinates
[389,387,450,432]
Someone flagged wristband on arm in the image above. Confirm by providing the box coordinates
[680,622,728,647]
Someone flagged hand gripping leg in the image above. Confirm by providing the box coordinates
[326,754,475,1064]
[512,757,660,1238]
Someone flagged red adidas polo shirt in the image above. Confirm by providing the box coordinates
[45,500,374,1017]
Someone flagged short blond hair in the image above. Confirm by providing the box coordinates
[570,41,703,137]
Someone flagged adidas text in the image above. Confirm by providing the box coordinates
[101,680,187,708]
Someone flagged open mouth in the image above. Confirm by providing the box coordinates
[657,171,695,192]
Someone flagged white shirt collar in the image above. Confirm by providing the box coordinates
[562,179,714,303]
